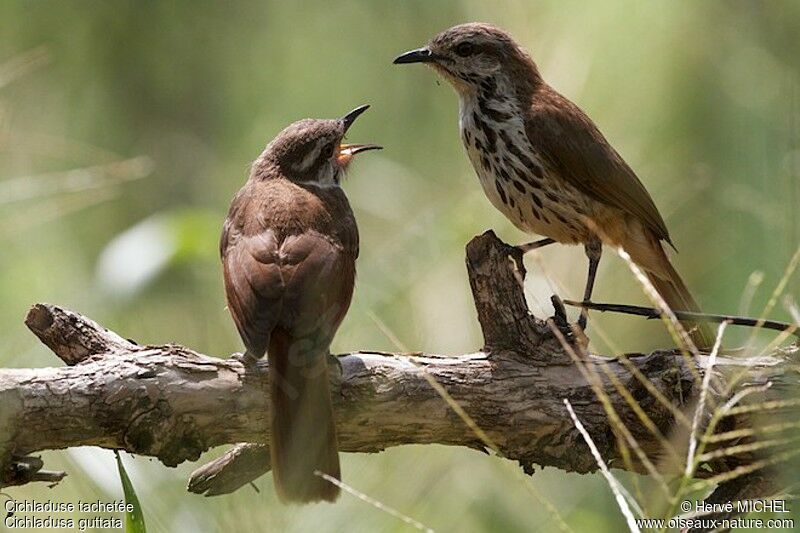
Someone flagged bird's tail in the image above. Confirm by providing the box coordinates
[267,327,340,503]
[645,266,713,350]
[624,235,713,350]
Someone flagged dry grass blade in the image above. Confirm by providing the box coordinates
[703,420,800,444]
[596,360,682,464]
[315,472,435,533]
[715,251,800,407]
[526,251,623,355]
[547,322,672,497]
[402,355,500,452]
[514,258,634,529]
[564,399,643,532]
[746,245,800,344]
[0,156,154,206]
[688,448,800,492]
[367,311,499,450]
[754,326,799,358]
[368,312,574,532]
[696,437,797,463]
[615,247,700,362]
[723,397,800,417]
[739,271,765,316]
[614,354,692,428]
[717,382,773,418]
[786,296,800,324]
[528,250,652,503]
[686,322,727,477]
[0,131,122,161]
[0,188,120,236]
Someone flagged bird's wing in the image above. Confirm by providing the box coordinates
[275,230,356,340]
[220,189,358,356]
[221,219,285,357]
[526,89,672,245]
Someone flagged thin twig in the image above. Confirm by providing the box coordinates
[564,300,800,339]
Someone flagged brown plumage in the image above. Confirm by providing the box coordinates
[221,106,380,503]
[395,23,712,349]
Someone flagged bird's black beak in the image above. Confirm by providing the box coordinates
[338,106,381,165]
[341,104,370,132]
[393,47,437,65]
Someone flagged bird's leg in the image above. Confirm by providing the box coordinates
[502,237,556,279]
[578,239,602,330]
[549,294,575,341]
[517,237,556,254]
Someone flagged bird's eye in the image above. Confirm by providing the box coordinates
[455,42,475,57]
[323,142,336,159]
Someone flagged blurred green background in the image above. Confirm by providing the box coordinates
[1,1,798,531]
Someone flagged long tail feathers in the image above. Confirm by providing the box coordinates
[645,255,714,351]
[267,327,340,504]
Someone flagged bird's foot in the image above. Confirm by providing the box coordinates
[547,295,576,340]
[231,351,260,367]
[505,238,556,279]
[499,242,527,278]
[546,295,590,352]
[577,308,588,330]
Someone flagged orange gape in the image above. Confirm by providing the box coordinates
[220,106,381,503]
[395,23,712,349]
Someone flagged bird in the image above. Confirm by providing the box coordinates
[394,23,712,349]
[220,105,381,503]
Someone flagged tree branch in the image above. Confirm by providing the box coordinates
[0,231,796,509]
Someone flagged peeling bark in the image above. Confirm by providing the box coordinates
[0,231,795,509]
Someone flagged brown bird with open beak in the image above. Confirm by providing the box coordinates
[221,105,380,503]
[394,23,712,348]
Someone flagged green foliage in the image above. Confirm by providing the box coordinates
[115,452,147,533]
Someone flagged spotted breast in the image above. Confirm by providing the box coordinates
[458,74,595,245]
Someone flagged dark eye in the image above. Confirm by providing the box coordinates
[455,42,475,57]
[323,142,335,158]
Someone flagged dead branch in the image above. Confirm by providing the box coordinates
[0,231,796,512]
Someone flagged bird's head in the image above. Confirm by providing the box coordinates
[393,23,541,99]
[259,105,381,186]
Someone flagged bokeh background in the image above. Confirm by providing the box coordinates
[2,1,799,531]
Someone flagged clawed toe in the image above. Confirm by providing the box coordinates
[547,295,589,346]
[500,243,526,277]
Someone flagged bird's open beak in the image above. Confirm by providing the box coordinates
[337,143,382,166]
[338,105,381,166]
[339,144,382,156]
[393,47,438,64]
[341,104,371,132]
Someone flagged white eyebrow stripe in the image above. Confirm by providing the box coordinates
[297,141,323,172]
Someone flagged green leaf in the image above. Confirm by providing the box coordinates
[115,451,147,533]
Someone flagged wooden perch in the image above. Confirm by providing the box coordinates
[0,231,797,514]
